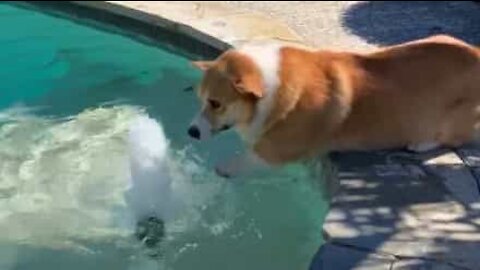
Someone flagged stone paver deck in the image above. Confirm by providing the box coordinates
[318,149,480,269]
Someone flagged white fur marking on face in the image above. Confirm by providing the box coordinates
[238,42,282,143]
[191,111,212,140]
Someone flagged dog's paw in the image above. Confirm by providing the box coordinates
[214,152,264,178]
[214,158,238,178]
[215,165,232,178]
[215,161,235,178]
[406,142,439,153]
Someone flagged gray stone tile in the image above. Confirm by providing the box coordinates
[456,148,480,167]
[422,151,480,205]
[311,243,393,270]
[324,150,480,270]
[392,259,460,270]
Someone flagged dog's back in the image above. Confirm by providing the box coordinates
[331,35,480,151]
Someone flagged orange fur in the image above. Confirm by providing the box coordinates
[193,35,480,166]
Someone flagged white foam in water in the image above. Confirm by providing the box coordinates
[124,115,228,244]
[0,105,327,270]
[0,105,191,269]
[125,115,181,223]
[0,106,140,247]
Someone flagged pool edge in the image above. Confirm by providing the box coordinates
[71,1,232,52]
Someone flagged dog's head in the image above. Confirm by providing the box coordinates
[188,50,264,140]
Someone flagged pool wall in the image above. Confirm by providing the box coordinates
[13,1,226,60]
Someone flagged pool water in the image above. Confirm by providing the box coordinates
[0,3,329,270]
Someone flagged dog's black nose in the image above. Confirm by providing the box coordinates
[188,126,200,139]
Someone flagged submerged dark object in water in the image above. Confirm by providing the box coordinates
[135,216,165,248]
[183,85,194,92]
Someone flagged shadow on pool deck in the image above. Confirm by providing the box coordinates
[342,1,480,46]
[312,149,480,269]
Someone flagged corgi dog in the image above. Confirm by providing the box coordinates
[188,35,480,178]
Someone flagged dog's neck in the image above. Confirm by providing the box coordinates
[236,42,283,144]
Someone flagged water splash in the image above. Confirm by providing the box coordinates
[126,116,175,222]
[0,105,328,270]
[0,106,140,248]
[125,115,184,249]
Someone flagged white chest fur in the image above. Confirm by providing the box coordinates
[237,42,282,144]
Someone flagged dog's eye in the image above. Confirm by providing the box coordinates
[208,99,221,110]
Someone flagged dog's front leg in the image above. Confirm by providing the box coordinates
[215,151,269,178]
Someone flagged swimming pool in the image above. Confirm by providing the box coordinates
[0,3,329,270]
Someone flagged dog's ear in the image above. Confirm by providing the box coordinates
[223,56,264,99]
[230,74,264,99]
[191,61,214,71]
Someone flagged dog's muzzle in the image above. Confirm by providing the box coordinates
[219,124,232,132]
[187,124,232,140]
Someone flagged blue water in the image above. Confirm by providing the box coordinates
[0,3,329,270]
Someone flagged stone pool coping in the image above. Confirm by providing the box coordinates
[34,1,480,270]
